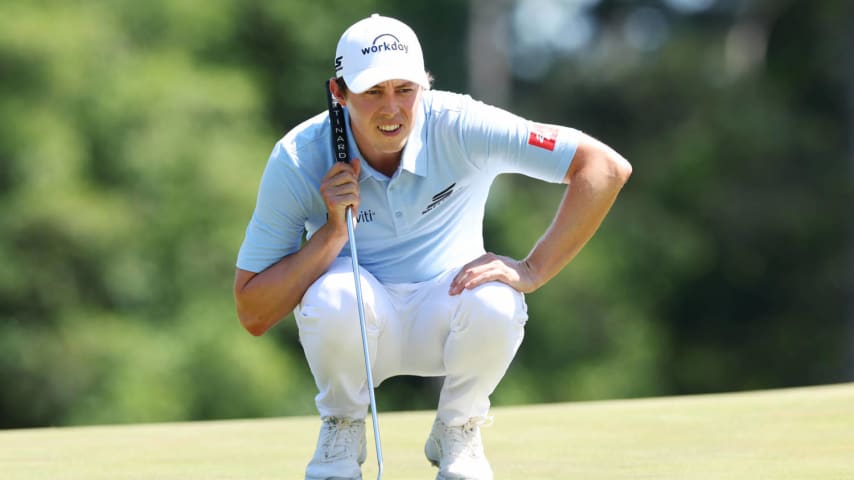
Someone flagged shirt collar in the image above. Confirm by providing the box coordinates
[399,95,427,177]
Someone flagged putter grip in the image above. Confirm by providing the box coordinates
[326,79,351,164]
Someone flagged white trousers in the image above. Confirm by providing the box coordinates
[295,257,528,426]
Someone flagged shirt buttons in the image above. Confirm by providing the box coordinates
[395,211,403,218]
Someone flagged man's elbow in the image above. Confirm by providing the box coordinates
[235,298,270,337]
[612,154,632,186]
[580,152,631,190]
[239,313,269,337]
[569,136,632,187]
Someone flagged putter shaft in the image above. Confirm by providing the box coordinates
[346,205,384,480]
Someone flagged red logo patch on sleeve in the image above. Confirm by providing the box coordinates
[527,123,558,151]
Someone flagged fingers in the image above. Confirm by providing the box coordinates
[320,161,361,221]
[449,253,523,296]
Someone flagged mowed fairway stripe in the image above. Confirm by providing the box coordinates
[1,383,852,479]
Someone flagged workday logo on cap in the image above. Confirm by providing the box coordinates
[335,14,429,94]
[360,33,409,56]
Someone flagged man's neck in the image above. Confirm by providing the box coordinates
[363,151,401,177]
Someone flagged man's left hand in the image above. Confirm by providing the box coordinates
[449,253,538,295]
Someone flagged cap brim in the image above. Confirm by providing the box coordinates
[344,67,430,94]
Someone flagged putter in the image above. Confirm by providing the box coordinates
[326,79,384,480]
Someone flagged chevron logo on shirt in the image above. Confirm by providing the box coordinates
[421,183,456,214]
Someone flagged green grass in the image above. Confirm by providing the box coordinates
[2,383,852,479]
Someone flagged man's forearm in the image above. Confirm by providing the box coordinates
[234,222,349,335]
[525,153,631,290]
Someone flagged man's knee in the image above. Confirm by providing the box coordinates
[297,270,352,329]
[452,282,528,336]
[443,282,527,376]
[296,263,379,351]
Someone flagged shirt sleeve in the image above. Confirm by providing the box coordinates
[236,142,311,273]
[458,96,579,183]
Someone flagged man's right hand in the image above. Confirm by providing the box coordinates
[319,158,362,234]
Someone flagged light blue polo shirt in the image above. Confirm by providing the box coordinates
[237,90,578,284]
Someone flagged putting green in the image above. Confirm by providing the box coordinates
[1,383,852,479]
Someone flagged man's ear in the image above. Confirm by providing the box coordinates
[328,78,347,107]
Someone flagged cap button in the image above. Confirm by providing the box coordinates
[371,13,379,17]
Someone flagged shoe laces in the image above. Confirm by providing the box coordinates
[320,416,363,461]
[443,416,492,459]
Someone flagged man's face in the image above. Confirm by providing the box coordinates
[341,80,422,164]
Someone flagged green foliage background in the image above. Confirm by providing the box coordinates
[1,0,851,428]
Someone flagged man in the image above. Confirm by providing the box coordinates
[234,13,631,480]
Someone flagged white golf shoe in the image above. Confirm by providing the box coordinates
[305,416,367,480]
[424,417,494,480]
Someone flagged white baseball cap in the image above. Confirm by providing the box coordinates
[334,14,430,94]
